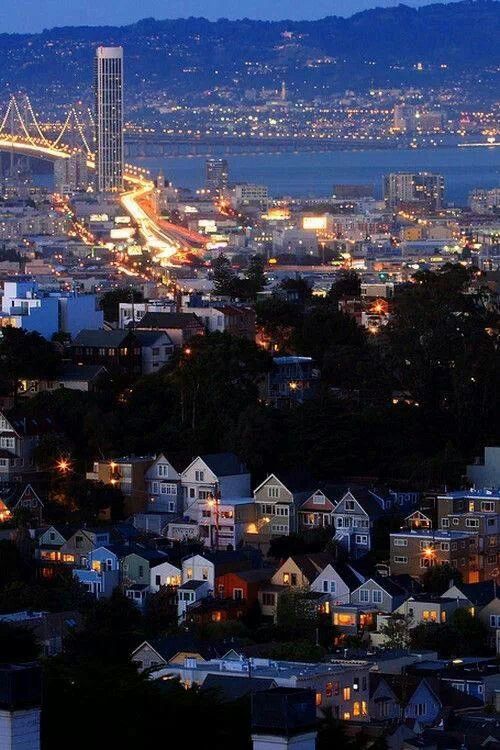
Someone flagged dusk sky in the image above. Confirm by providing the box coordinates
[0,0,453,33]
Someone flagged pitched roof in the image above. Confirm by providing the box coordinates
[343,488,387,517]
[132,635,237,663]
[72,329,131,348]
[199,453,248,477]
[137,312,203,330]
[288,553,335,583]
[299,489,337,512]
[57,364,108,382]
[355,575,412,598]
[446,580,498,607]
[133,330,173,347]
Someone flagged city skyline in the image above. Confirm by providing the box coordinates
[0,0,456,33]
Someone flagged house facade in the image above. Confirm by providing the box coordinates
[145,454,181,514]
[390,529,479,582]
[333,490,386,558]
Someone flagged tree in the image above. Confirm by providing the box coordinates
[212,254,237,297]
[256,296,303,352]
[328,270,361,301]
[0,622,40,663]
[380,613,413,649]
[0,327,61,397]
[422,563,461,595]
[244,255,267,299]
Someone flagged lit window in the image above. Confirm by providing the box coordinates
[343,687,351,701]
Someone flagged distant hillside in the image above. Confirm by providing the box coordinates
[0,1,498,102]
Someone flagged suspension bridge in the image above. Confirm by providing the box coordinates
[0,95,207,262]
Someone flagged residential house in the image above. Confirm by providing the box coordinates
[133,330,174,374]
[390,529,479,582]
[18,364,109,396]
[0,410,58,481]
[333,489,389,558]
[177,580,211,621]
[145,454,181,514]
[183,304,256,340]
[258,553,334,622]
[393,594,467,625]
[0,610,81,656]
[86,455,154,514]
[60,528,111,568]
[0,483,44,525]
[36,525,69,577]
[298,489,337,530]
[121,547,170,588]
[136,311,205,348]
[124,583,150,608]
[182,553,215,590]
[131,636,219,672]
[351,576,410,613]
[72,329,142,375]
[181,453,251,514]
[442,581,500,651]
[263,356,318,408]
[310,561,365,605]
[152,652,371,721]
[72,543,124,598]
[378,675,482,727]
[436,490,500,582]
[369,675,404,722]
[244,474,297,550]
[181,453,252,548]
[150,560,182,593]
[467,447,500,489]
[215,568,272,608]
[404,510,432,531]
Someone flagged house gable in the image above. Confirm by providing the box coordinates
[145,454,180,482]
[254,474,293,503]
[181,457,218,484]
[310,564,354,600]
[38,526,66,546]
[404,680,441,724]
[334,491,369,518]
[12,484,44,511]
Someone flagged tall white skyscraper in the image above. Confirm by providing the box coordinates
[94,46,124,193]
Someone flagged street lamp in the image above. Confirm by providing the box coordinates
[56,457,71,474]
[207,484,221,550]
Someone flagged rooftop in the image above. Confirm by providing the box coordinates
[154,654,369,681]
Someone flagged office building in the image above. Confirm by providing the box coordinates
[205,158,229,193]
[54,150,89,194]
[94,46,124,193]
[384,172,445,210]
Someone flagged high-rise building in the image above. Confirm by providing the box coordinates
[54,150,89,194]
[94,46,124,193]
[384,172,444,210]
[205,158,229,194]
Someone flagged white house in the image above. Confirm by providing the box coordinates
[310,563,365,605]
[182,554,215,590]
[181,453,251,520]
[150,560,182,593]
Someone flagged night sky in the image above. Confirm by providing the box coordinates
[1,0,454,33]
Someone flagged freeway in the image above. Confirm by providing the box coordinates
[0,136,203,265]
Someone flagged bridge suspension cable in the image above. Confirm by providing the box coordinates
[0,95,94,155]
